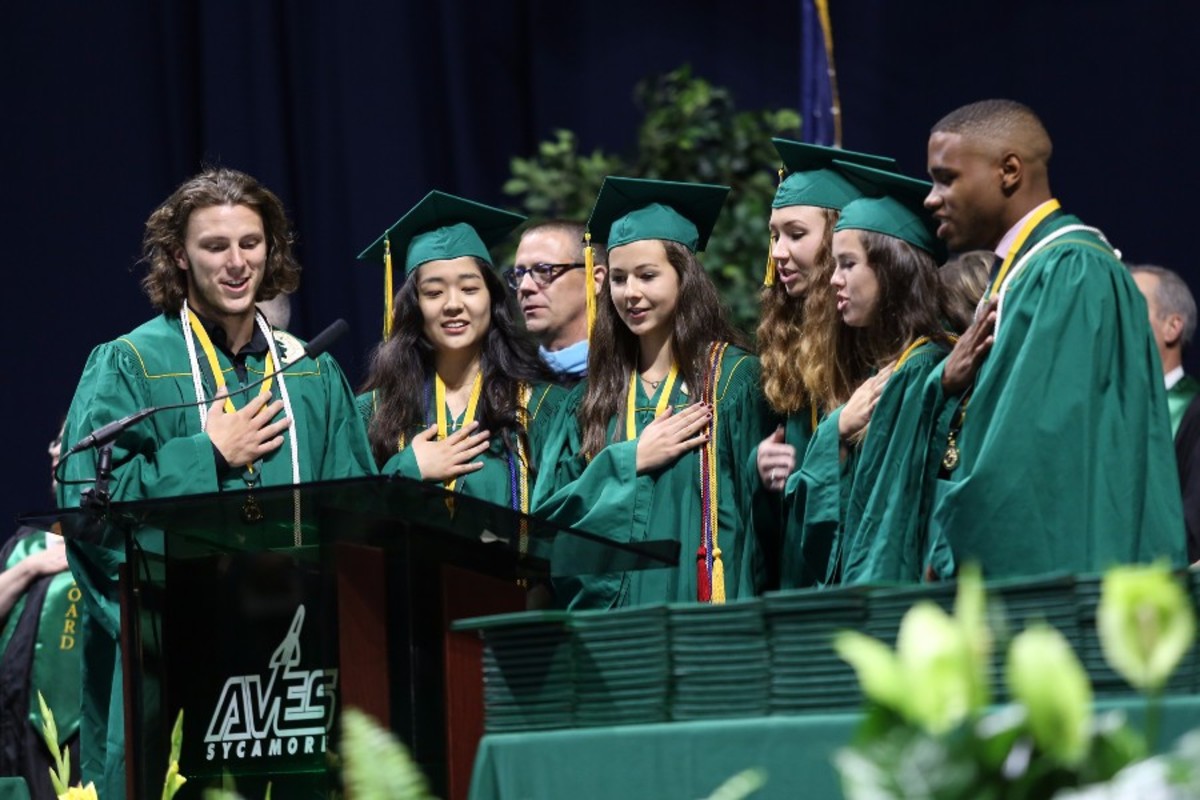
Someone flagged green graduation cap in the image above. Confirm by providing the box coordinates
[771,139,897,211]
[587,177,730,253]
[357,190,525,338]
[832,161,944,259]
[357,190,525,274]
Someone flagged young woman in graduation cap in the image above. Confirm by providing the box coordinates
[751,140,897,586]
[755,140,897,488]
[783,163,954,587]
[358,192,563,510]
[532,177,774,609]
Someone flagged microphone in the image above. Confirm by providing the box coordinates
[302,318,348,361]
[64,318,349,457]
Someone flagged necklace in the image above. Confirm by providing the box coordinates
[639,369,671,391]
[626,364,679,441]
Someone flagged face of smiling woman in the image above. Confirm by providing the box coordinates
[175,203,267,330]
[416,257,492,357]
[607,238,680,341]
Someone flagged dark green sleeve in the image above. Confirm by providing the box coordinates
[310,354,377,479]
[711,354,776,598]
[531,383,654,545]
[782,407,847,588]
[932,243,1186,575]
[839,346,947,585]
[57,341,218,509]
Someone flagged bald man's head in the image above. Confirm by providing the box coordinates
[925,99,1055,252]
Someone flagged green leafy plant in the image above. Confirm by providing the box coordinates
[161,710,187,800]
[503,129,626,222]
[37,690,71,797]
[833,563,1198,799]
[341,708,436,800]
[501,65,801,335]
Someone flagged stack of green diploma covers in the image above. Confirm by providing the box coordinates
[571,605,670,727]
[764,586,870,713]
[465,610,575,733]
[667,599,769,720]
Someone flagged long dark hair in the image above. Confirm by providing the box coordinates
[847,231,951,371]
[579,240,748,458]
[361,259,558,467]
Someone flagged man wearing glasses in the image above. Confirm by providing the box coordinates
[505,220,607,377]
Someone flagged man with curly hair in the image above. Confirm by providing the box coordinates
[56,167,374,799]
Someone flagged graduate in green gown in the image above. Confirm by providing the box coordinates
[56,168,376,800]
[751,140,897,586]
[533,177,774,609]
[785,164,954,587]
[0,528,79,800]
[921,99,1184,577]
[357,192,564,512]
[0,430,80,800]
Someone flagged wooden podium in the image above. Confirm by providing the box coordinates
[42,475,678,800]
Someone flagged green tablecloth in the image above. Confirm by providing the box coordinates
[469,696,1200,799]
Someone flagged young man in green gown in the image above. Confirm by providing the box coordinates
[56,168,375,800]
[921,99,1185,577]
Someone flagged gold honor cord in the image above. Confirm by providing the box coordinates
[894,336,931,370]
[945,200,1063,473]
[626,364,679,441]
[987,200,1061,300]
[436,370,484,494]
[186,314,275,476]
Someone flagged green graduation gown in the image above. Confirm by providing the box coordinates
[744,410,811,590]
[532,346,773,609]
[0,530,81,800]
[784,341,948,587]
[56,313,376,800]
[358,381,567,510]
[923,210,1186,577]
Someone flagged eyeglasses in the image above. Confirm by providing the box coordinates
[503,262,585,290]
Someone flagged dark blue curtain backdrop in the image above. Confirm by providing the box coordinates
[3,0,1195,527]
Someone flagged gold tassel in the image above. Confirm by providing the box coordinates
[711,547,726,604]
[764,165,786,288]
[383,236,395,340]
[584,231,597,337]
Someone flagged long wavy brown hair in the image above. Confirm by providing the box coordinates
[579,240,749,459]
[757,207,847,414]
[141,167,301,313]
[360,260,559,468]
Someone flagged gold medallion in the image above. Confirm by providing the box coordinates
[942,432,960,472]
[242,493,264,524]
